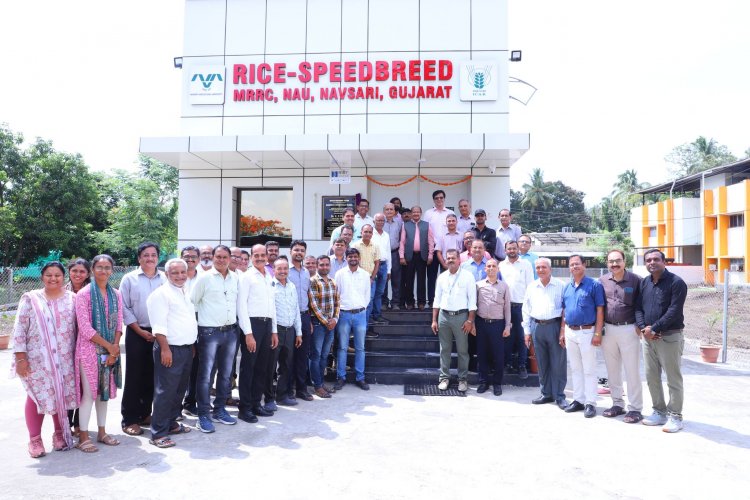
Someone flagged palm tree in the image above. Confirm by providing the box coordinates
[611,169,648,208]
[521,168,553,217]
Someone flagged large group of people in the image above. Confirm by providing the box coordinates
[12,194,689,458]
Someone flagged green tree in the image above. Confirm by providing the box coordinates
[513,175,589,233]
[521,168,553,217]
[665,136,737,177]
[587,230,635,268]
[94,156,178,264]
[589,198,630,233]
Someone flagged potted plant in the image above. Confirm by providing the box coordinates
[699,311,722,363]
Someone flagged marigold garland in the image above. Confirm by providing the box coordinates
[364,174,472,187]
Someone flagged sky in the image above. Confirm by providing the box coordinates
[2,0,749,206]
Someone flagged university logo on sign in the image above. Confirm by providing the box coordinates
[188,65,226,105]
[459,62,499,101]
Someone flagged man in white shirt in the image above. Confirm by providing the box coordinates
[237,244,279,419]
[353,198,374,234]
[499,240,534,380]
[147,258,202,448]
[191,245,242,432]
[522,257,568,410]
[199,245,213,273]
[431,248,477,392]
[423,189,455,307]
[333,248,371,391]
[371,213,392,324]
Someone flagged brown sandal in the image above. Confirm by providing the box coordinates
[122,424,143,436]
[97,434,120,446]
[76,439,99,453]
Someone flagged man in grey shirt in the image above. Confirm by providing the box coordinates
[120,241,166,436]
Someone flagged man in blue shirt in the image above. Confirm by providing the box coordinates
[517,234,539,279]
[561,255,605,419]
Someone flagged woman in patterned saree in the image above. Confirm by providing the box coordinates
[13,261,78,458]
[74,254,123,453]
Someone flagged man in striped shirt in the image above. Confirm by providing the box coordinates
[308,255,340,398]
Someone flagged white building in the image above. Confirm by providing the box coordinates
[141,0,529,254]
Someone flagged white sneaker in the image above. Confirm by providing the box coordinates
[662,415,684,433]
[457,380,468,392]
[642,411,668,426]
[438,379,449,391]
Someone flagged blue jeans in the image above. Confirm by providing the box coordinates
[310,318,335,388]
[369,264,388,320]
[196,325,239,417]
[336,310,367,381]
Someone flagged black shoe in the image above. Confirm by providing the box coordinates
[237,412,258,424]
[333,378,346,391]
[518,366,528,380]
[295,391,314,402]
[183,405,198,416]
[476,383,489,394]
[493,385,503,396]
[532,396,554,405]
[355,380,370,391]
[366,331,380,339]
[564,401,585,413]
[584,404,596,418]
[251,406,274,417]
[556,399,568,410]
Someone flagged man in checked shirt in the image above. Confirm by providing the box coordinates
[308,255,340,398]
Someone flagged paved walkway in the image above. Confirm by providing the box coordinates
[0,347,748,499]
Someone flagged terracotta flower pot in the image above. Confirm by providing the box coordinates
[699,344,721,363]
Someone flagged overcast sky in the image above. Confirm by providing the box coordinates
[2,0,748,206]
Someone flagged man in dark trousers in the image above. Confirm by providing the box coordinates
[398,206,435,310]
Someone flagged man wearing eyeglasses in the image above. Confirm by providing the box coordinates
[599,250,643,424]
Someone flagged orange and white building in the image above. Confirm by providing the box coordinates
[631,159,750,284]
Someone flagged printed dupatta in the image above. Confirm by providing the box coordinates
[90,283,122,401]
[27,291,75,450]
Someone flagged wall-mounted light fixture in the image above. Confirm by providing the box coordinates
[173,57,183,69]
[510,50,522,62]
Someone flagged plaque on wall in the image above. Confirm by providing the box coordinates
[322,196,356,239]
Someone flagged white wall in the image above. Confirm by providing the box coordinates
[673,198,702,245]
[727,227,745,257]
[181,0,510,136]
[726,182,748,213]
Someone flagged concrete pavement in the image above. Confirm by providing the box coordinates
[0,346,748,499]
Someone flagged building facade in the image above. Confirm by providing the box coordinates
[140,0,529,255]
[630,160,750,284]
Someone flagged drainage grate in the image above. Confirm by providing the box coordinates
[404,384,467,397]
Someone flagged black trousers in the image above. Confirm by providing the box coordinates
[266,325,296,401]
[476,317,506,386]
[151,343,192,439]
[426,258,441,306]
[402,253,427,306]
[238,317,273,411]
[293,311,312,394]
[121,326,154,427]
[384,249,402,306]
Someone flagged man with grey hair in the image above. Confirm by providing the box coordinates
[456,199,475,234]
[382,203,404,310]
[522,257,568,410]
[147,259,200,447]
[198,245,214,273]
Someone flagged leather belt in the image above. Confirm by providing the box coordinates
[477,316,503,323]
[278,325,294,331]
[443,309,469,316]
[251,317,272,322]
[201,323,237,332]
[511,302,523,307]
[170,344,194,349]
[568,324,594,330]
[532,317,561,325]
[342,308,365,314]
[607,321,635,326]
[300,309,309,314]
